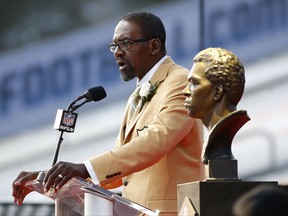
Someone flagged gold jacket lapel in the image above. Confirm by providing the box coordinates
[123,57,174,140]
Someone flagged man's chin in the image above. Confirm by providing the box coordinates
[120,71,136,82]
[187,110,194,118]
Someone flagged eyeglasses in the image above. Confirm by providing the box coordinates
[109,38,152,53]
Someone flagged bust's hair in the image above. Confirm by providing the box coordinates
[194,47,245,106]
[120,11,166,54]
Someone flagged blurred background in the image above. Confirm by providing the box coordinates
[1,0,288,215]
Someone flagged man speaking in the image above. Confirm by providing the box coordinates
[12,11,204,215]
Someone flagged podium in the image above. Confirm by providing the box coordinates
[25,177,159,216]
[177,111,279,215]
[177,180,278,216]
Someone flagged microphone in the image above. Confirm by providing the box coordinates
[54,86,107,132]
[52,86,106,167]
[34,86,107,184]
[76,86,107,102]
[68,86,107,111]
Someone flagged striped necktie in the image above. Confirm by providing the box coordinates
[128,87,141,124]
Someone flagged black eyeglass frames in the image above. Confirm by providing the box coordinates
[109,38,152,52]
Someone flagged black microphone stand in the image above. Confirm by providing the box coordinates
[51,98,89,166]
[37,98,89,182]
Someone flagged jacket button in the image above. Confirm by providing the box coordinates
[123,180,129,186]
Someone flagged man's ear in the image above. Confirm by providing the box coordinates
[213,84,224,101]
[150,38,161,55]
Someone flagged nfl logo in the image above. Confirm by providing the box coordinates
[54,109,78,132]
[63,112,76,126]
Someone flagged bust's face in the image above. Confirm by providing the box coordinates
[183,62,214,120]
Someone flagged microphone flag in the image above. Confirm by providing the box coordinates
[53,109,78,132]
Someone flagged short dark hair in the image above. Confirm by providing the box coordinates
[120,11,166,53]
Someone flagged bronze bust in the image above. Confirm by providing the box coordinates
[183,47,250,167]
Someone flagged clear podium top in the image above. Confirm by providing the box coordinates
[25,177,159,216]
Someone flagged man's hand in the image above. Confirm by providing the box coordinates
[43,161,89,193]
[12,162,89,205]
[12,171,40,206]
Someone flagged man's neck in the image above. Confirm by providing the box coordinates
[137,55,168,86]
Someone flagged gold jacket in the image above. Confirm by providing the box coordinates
[88,57,204,214]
